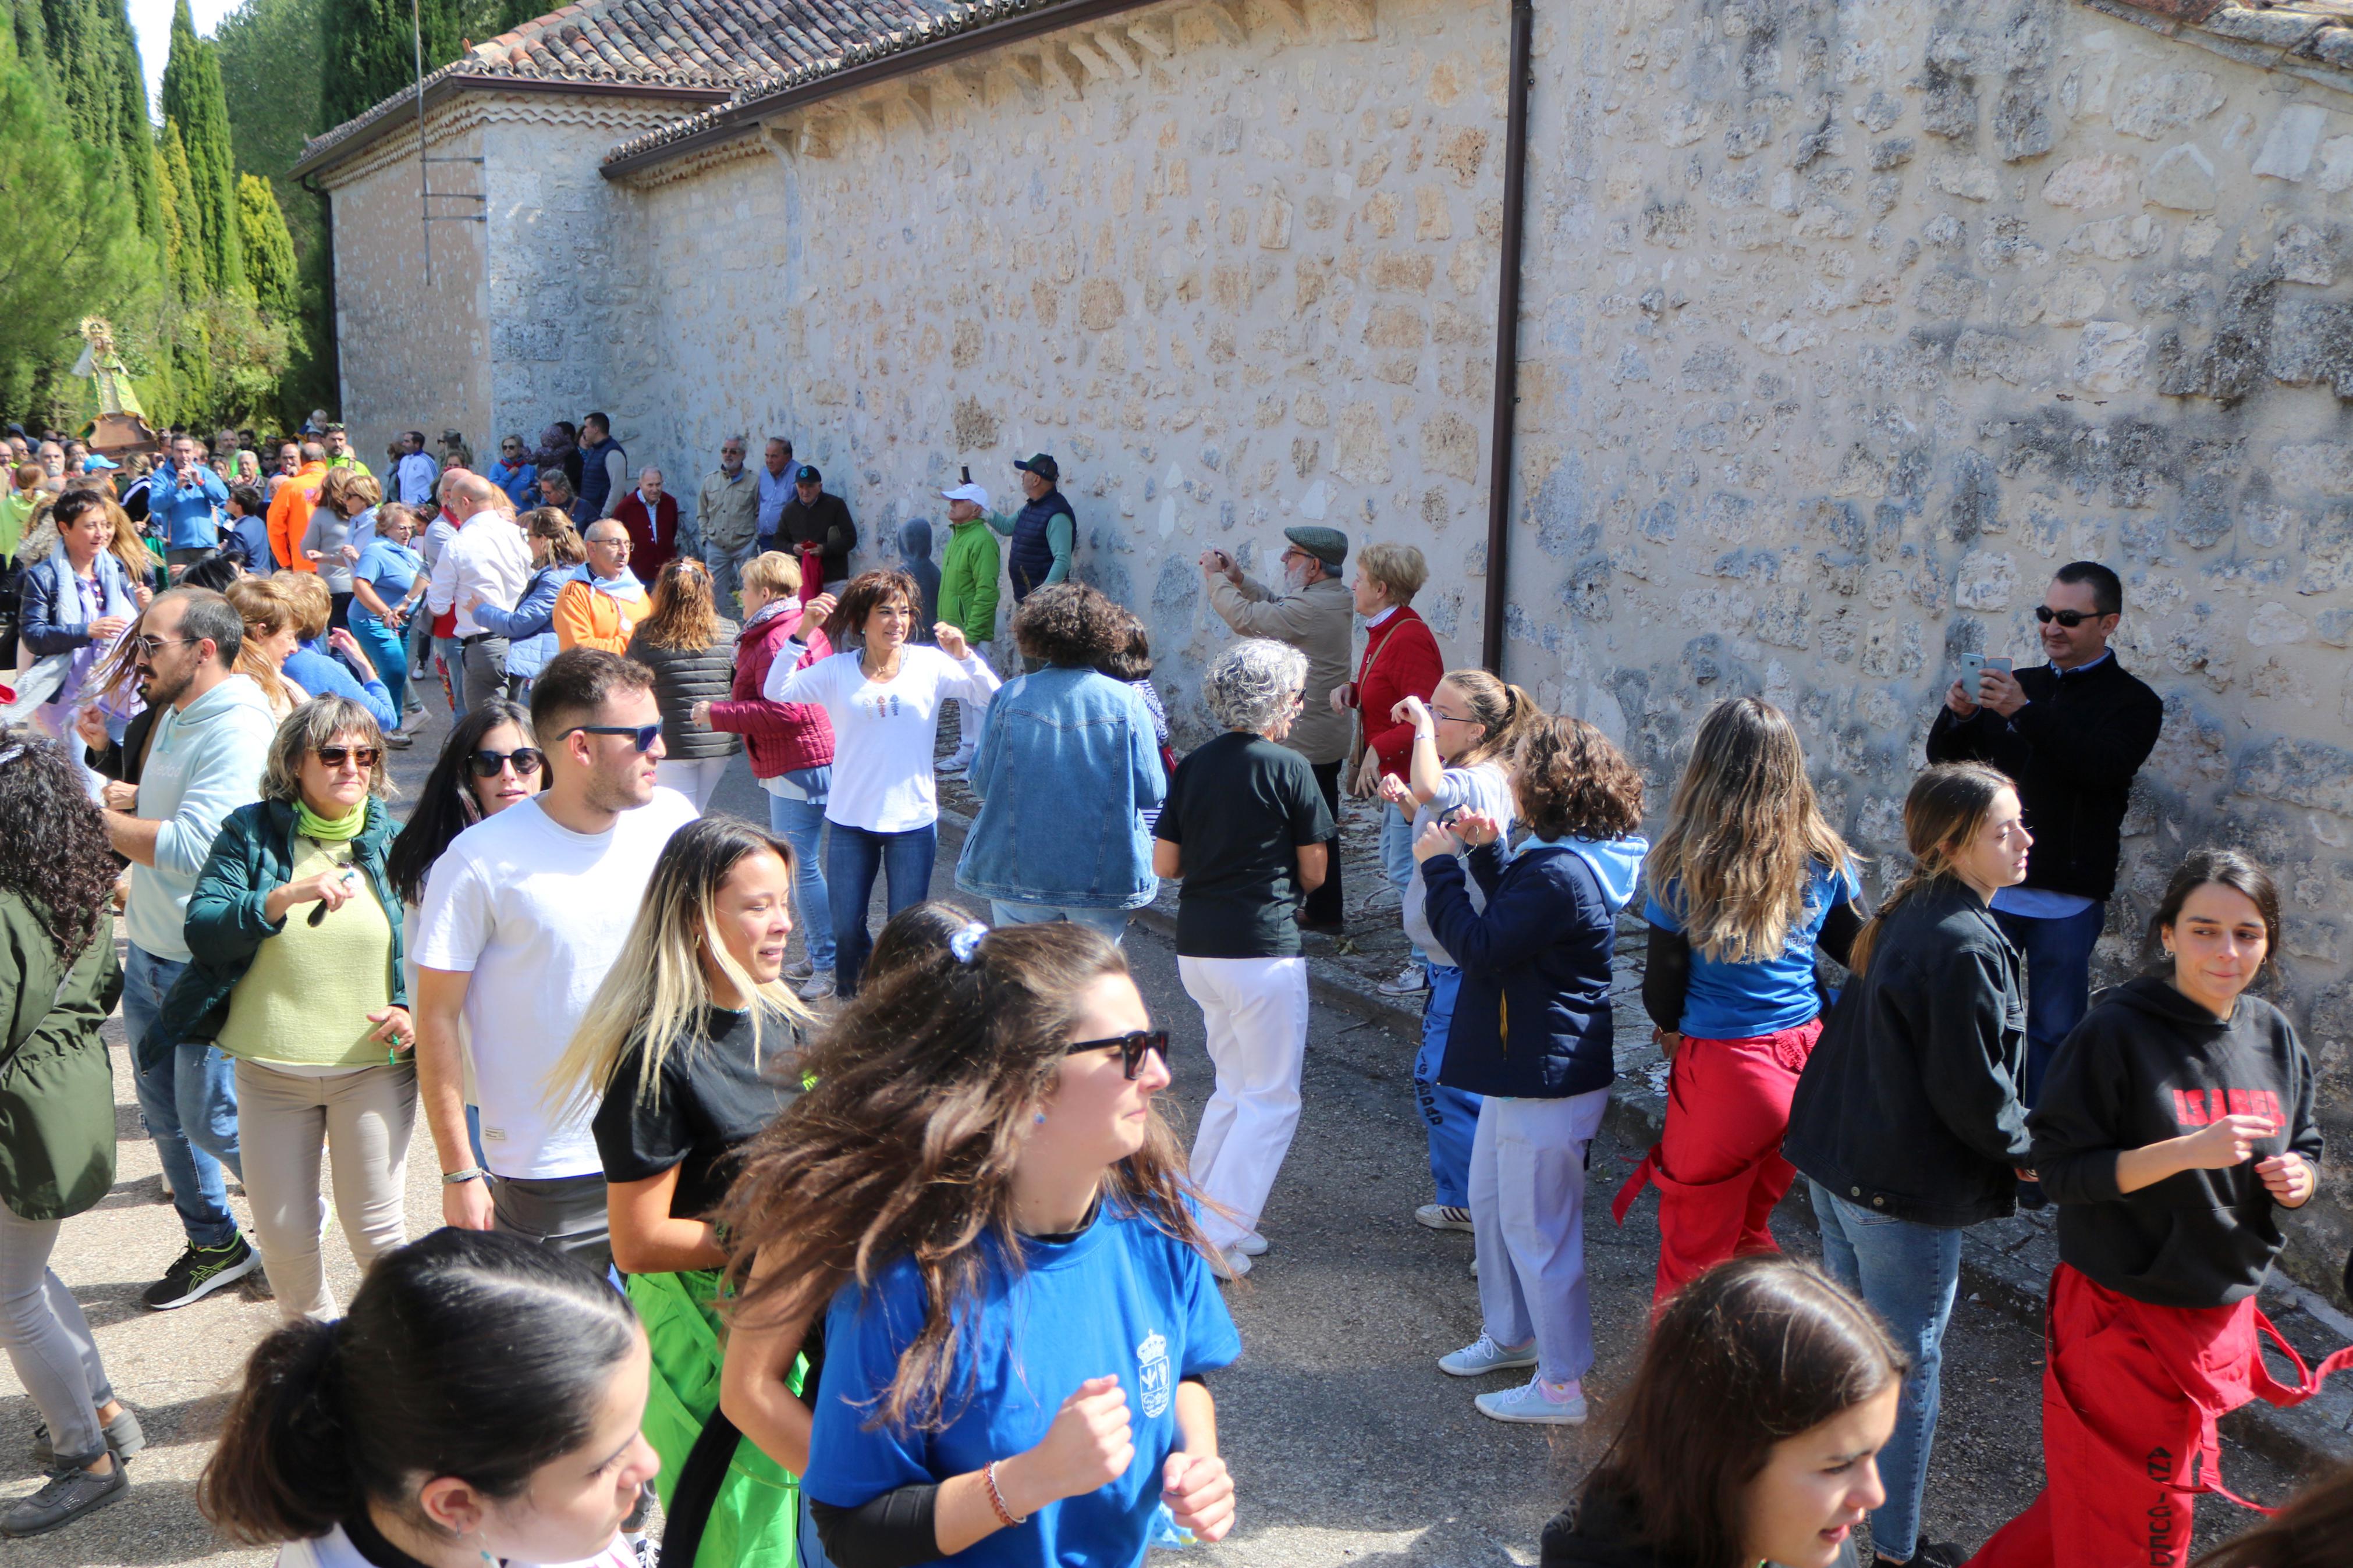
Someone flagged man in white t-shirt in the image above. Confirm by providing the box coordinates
[412,646,692,1267]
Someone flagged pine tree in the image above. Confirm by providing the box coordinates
[239,173,299,324]
[318,0,529,131]
[161,0,244,299]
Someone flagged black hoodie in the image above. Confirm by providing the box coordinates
[1538,1494,1864,1568]
[2032,976,2322,1309]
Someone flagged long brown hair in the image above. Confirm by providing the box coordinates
[1846,762,2013,975]
[1435,667,1541,768]
[633,556,725,652]
[2194,1464,2353,1568]
[1646,698,1857,963]
[223,577,302,714]
[1578,1256,1906,1568]
[716,922,1210,1431]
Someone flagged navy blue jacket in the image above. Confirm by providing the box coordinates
[1007,489,1073,599]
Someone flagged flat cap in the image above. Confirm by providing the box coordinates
[1283,525,1349,568]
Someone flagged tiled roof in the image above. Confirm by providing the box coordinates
[293,0,975,173]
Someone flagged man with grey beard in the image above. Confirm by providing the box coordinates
[1200,525,1354,933]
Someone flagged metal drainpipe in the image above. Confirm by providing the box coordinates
[1481,0,1535,674]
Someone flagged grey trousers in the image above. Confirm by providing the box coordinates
[1470,1087,1611,1385]
[0,1204,113,1466]
[462,635,517,710]
[490,1171,612,1275]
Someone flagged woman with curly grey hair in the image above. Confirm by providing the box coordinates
[1152,639,1333,1277]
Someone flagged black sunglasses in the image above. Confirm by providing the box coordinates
[469,746,543,778]
[316,745,381,769]
[2034,606,2109,628]
[1066,1029,1169,1079]
[562,723,661,753]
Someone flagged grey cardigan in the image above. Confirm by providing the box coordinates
[628,619,744,761]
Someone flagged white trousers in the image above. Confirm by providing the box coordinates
[1470,1087,1610,1385]
[656,755,730,812]
[1179,955,1309,1252]
[955,642,993,754]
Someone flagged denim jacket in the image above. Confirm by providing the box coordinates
[954,666,1166,909]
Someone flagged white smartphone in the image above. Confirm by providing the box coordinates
[1959,653,2013,687]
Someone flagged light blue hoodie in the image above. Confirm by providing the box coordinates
[125,673,278,962]
[1528,832,1649,916]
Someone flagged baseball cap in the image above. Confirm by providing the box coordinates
[796,465,822,487]
[83,455,119,471]
[1014,453,1059,482]
[941,482,991,507]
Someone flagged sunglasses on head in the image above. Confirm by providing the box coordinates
[468,746,543,778]
[1066,1029,1169,1080]
[2034,606,2108,628]
[561,723,661,753]
[317,745,381,769]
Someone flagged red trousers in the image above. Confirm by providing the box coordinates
[1969,1263,2353,1568]
[1611,1019,1819,1307]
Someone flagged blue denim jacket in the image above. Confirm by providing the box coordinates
[954,667,1166,910]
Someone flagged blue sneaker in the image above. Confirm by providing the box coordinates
[1438,1332,1537,1378]
[1475,1375,1588,1425]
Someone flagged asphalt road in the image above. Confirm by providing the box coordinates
[1,702,2315,1566]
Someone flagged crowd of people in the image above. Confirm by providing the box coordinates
[0,411,2348,1568]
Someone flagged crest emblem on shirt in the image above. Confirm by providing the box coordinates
[1137,1330,1172,1418]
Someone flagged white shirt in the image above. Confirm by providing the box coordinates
[767,645,1000,832]
[279,1523,636,1568]
[413,790,698,1178]
[393,450,440,506]
[428,510,533,636]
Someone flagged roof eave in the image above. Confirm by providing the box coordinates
[292,74,736,183]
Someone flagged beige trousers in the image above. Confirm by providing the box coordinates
[232,1059,418,1321]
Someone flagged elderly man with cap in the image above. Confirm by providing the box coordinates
[935,475,1005,775]
[776,464,857,596]
[1201,525,1354,933]
[985,453,1077,605]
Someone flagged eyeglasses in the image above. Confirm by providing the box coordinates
[1427,705,1471,724]
[468,746,543,778]
[1066,1029,1169,1080]
[316,745,381,769]
[562,724,661,752]
[128,634,198,660]
[2034,606,2109,628]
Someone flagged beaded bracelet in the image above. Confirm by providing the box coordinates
[982,1460,1025,1529]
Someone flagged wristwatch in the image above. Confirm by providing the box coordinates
[442,1167,488,1186]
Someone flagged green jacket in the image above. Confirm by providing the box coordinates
[159,796,406,1055]
[0,891,122,1222]
[938,517,1003,646]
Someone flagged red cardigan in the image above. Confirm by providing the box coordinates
[1348,605,1445,779]
[612,489,680,583]
[705,610,835,778]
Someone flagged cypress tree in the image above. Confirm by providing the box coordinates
[161,0,243,299]
[238,173,299,325]
[158,116,197,301]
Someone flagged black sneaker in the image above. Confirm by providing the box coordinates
[0,1457,127,1538]
[142,1235,261,1310]
[1886,1542,1969,1568]
[30,1407,144,1467]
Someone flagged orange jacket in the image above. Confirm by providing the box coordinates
[552,578,650,653]
[265,461,328,573]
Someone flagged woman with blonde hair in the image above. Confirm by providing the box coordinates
[221,578,310,719]
[1612,696,1863,1307]
[551,817,810,1568]
[627,557,740,812]
[98,492,165,599]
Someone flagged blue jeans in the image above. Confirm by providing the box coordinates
[1415,964,1482,1207]
[1993,902,2103,1106]
[1379,809,1424,964]
[767,776,836,972]
[349,617,408,721]
[434,634,467,716]
[123,945,242,1249]
[827,821,937,994]
[990,901,1131,944]
[1809,1182,1961,1563]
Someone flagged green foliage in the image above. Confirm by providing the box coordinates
[317,0,530,130]
[212,0,321,235]
[161,0,244,299]
[158,116,197,298]
[238,174,299,324]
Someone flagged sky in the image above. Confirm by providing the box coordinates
[127,0,242,123]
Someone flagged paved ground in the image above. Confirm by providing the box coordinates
[1,698,2320,1566]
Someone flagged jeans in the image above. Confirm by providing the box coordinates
[768,780,835,972]
[827,821,937,994]
[1379,809,1424,964]
[434,634,468,716]
[124,944,242,1249]
[1470,1089,1610,1385]
[348,617,408,721]
[1809,1181,1962,1563]
[0,1204,115,1466]
[709,538,757,618]
[1414,963,1482,1207]
[1304,759,1344,927]
[990,901,1130,944]
[1994,902,2104,1106]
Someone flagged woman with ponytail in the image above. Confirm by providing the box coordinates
[1375,669,1540,1231]
[1783,762,2036,1568]
[1613,696,1862,1306]
[546,817,811,1568]
[200,1228,657,1568]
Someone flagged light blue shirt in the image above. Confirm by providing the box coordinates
[755,461,803,538]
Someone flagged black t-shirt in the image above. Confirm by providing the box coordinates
[591,1005,801,1222]
[1154,730,1334,959]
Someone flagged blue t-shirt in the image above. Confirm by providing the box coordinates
[351,540,422,630]
[1645,859,1857,1040]
[803,1200,1241,1568]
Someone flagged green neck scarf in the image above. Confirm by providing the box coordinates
[296,799,367,842]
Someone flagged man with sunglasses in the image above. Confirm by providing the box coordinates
[1929,560,2164,1188]
[94,588,277,1308]
[412,648,696,1270]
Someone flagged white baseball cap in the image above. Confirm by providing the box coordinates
[941,482,990,507]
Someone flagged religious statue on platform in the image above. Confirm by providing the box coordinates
[72,316,159,455]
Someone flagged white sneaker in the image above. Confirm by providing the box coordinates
[1376,962,1429,996]
[1470,1256,1479,1279]
[1237,1232,1269,1257]
[1218,1248,1253,1279]
[1439,1332,1537,1378]
[1475,1374,1587,1425]
[1415,1203,1474,1232]
[937,751,973,777]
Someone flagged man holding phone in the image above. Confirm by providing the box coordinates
[1928,561,2163,1199]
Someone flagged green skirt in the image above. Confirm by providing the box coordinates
[630,1269,804,1568]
